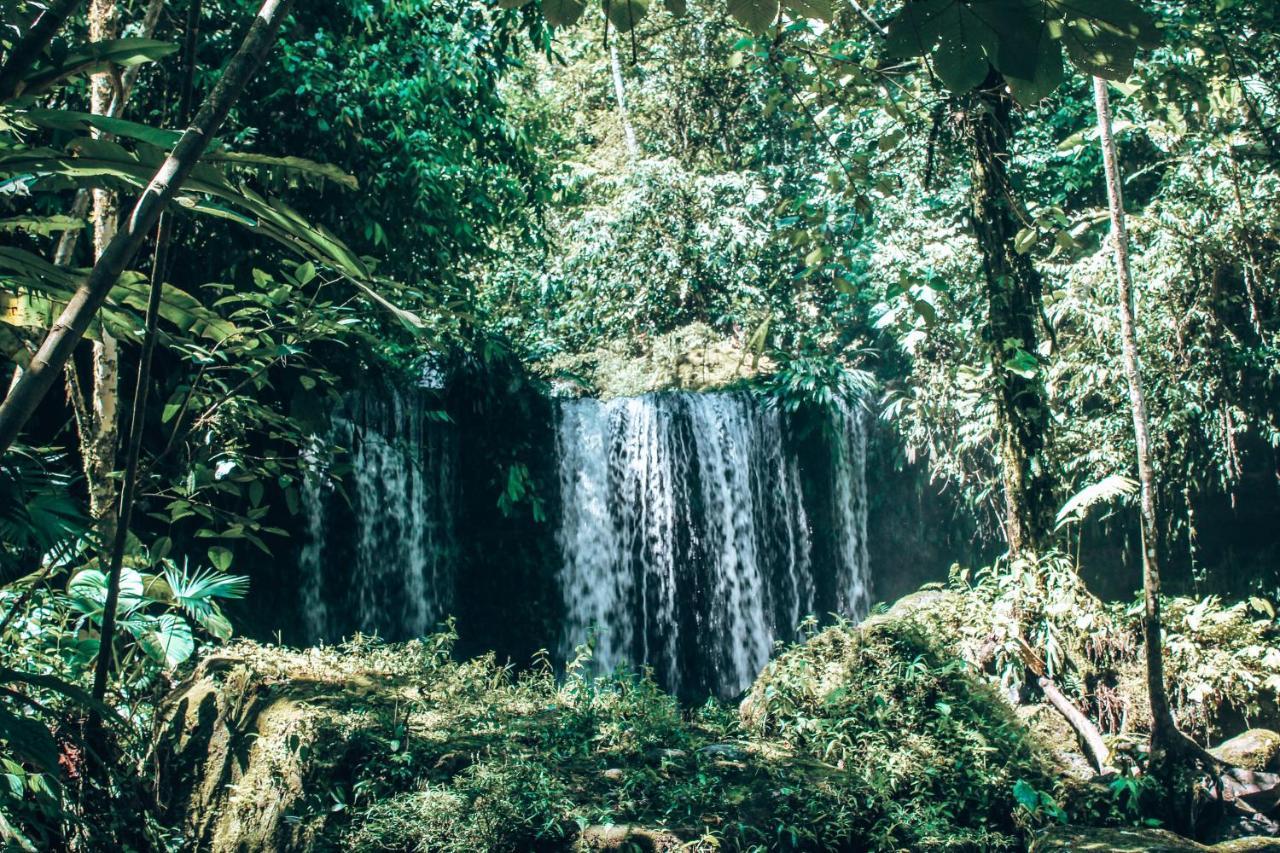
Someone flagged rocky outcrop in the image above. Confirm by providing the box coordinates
[544,322,777,398]
[149,646,401,852]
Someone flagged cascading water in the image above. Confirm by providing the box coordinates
[299,386,456,642]
[554,391,870,697]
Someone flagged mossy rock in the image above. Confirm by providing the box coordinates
[543,321,775,398]
[1032,826,1280,851]
[1212,730,1280,772]
[575,825,684,851]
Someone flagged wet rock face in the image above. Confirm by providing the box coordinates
[1212,730,1280,773]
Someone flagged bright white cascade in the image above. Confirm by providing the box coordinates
[300,388,455,642]
[554,391,870,697]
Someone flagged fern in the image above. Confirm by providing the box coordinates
[1054,474,1138,530]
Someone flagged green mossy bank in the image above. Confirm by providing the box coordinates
[146,588,1277,853]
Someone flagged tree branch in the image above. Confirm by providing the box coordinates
[0,0,86,102]
[0,0,297,458]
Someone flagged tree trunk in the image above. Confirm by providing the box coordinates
[79,0,123,539]
[0,0,297,457]
[1091,76,1182,761]
[610,45,638,158]
[967,77,1054,556]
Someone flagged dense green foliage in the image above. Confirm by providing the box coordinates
[0,0,1278,847]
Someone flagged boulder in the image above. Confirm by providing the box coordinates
[1213,730,1280,772]
[576,825,684,851]
[1032,826,1280,851]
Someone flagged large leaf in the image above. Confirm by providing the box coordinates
[205,153,358,189]
[20,110,358,188]
[20,108,182,149]
[66,567,146,619]
[21,38,178,96]
[0,248,239,342]
[887,0,1156,98]
[134,614,195,669]
[727,0,778,33]
[884,0,951,60]
[1051,0,1158,48]
[981,1,1065,104]
[931,4,997,91]
[604,0,649,32]
[0,710,60,776]
[0,133,423,334]
[543,0,588,24]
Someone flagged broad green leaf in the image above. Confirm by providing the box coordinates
[931,5,996,92]
[207,546,234,572]
[22,38,178,96]
[1001,15,1065,106]
[1014,227,1038,254]
[604,0,649,32]
[1012,779,1039,810]
[203,152,358,190]
[1059,16,1137,80]
[137,614,195,669]
[884,0,951,59]
[1050,0,1159,47]
[663,0,687,14]
[0,215,84,237]
[727,0,778,34]
[1003,348,1040,379]
[499,0,532,7]
[21,108,183,149]
[0,710,60,776]
[543,0,588,25]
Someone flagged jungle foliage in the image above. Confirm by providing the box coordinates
[0,0,1277,848]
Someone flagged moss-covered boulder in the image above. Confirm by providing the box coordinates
[1212,730,1280,773]
[740,614,1062,850]
[1031,826,1280,851]
[152,609,1095,852]
[543,321,775,398]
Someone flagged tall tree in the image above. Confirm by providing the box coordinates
[967,77,1055,555]
[1091,75,1184,769]
[71,0,124,540]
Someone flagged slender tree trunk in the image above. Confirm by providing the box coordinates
[80,0,123,539]
[967,77,1054,556]
[610,45,638,158]
[1091,76,1182,760]
[0,0,297,457]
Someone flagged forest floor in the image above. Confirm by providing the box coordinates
[145,586,1280,852]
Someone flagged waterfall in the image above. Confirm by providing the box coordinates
[554,391,870,697]
[299,386,456,642]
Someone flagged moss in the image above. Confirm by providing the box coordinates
[1031,826,1280,852]
[1210,730,1280,772]
[742,617,1057,850]
[150,594,1280,852]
